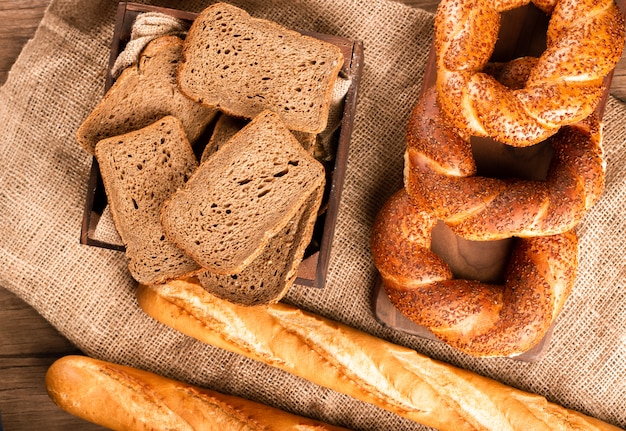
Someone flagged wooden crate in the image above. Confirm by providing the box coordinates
[80,2,364,288]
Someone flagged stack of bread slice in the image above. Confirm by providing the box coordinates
[161,110,326,306]
[76,35,217,155]
[80,3,344,305]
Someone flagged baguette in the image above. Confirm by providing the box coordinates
[136,279,623,431]
[45,355,351,430]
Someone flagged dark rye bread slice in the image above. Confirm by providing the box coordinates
[177,2,344,134]
[94,116,202,285]
[197,184,323,306]
[160,110,326,275]
[77,35,217,154]
[200,113,316,163]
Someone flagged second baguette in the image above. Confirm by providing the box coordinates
[46,355,351,430]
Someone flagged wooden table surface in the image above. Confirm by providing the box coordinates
[1,0,625,429]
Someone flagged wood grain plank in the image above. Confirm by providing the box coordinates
[0,285,105,429]
[610,69,626,101]
[0,0,49,85]
[0,356,106,430]
[396,0,440,12]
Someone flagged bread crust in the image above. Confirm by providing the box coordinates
[196,180,324,306]
[45,355,351,430]
[159,110,325,275]
[94,116,203,285]
[136,280,621,431]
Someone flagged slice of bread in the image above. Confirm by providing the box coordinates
[95,116,202,285]
[177,2,344,134]
[77,35,217,154]
[197,183,323,306]
[160,110,326,275]
[200,114,249,163]
[200,113,316,163]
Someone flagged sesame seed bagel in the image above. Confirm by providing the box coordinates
[370,188,578,357]
[434,0,625,146]
[404,85,604,241]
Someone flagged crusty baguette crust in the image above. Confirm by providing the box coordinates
[136,279,623,431]
[45,355,351,431]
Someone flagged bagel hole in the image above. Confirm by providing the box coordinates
[430,221,515,284]
[491,4,548,62]
[473,4,553,181]
[471,137,553,181]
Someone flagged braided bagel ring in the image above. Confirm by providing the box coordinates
[404,85,604,241]
[370,188,578,357]
[435,0,625,146]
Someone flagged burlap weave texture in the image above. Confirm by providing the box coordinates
[0,0,624,429]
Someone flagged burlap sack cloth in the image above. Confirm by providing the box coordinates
[1,0,624,429]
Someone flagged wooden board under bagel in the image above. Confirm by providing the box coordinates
[371,1,624,361]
